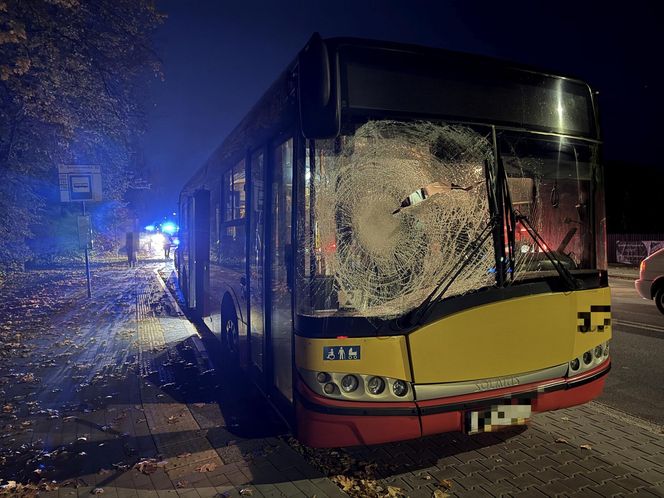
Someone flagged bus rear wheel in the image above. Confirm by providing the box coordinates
[221,297,240,361]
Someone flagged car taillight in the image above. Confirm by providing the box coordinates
[640,260,646,273]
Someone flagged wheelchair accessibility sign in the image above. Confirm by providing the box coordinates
[323,346,361,361]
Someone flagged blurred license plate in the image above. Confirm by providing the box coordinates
[465,404,531,435]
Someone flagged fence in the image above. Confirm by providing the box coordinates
[607,233,664,265]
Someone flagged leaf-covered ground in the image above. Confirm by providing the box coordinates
[0,262,346,497]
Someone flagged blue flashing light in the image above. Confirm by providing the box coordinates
[145,225,156,232]
[161,221,178,234]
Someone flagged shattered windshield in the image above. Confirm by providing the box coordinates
[500,133,597,280]
[297,120,496,319]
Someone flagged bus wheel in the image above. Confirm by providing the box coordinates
[222,297,240,359]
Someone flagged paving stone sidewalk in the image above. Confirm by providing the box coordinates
[1,262,663,497]
[0,264,346,498]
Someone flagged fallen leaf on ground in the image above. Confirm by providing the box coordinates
[134,459,159,475]
[387,485,405,497]
[39,481,58,492]
[195,462,217,472]
[239,489,253,496]
[555,437,569,443]
[438,479,453,490]
[19,373,35,383]
[60,478,86,488]
[580,444,592,450]
[433,490,450,498]
[91,488,104,494]
[177,452,192,458]
[333,475,354,492]
[175,480,188,488]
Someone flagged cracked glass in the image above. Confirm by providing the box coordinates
[298,120,496,319]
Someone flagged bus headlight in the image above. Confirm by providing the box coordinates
[341,375,359,393]
[568,340,610,378]
[299,369,413,401]
[392,380,408,397]
[367,376,385,395]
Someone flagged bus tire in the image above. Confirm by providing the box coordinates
[221,296,240,361]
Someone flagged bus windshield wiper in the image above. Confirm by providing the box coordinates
[515,211,580,290]
[408,215,498,326]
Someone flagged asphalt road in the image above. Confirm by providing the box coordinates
[596,277,664,426]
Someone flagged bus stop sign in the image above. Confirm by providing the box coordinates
[59,165,102,202]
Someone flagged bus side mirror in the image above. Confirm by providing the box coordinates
[298,33,340,139]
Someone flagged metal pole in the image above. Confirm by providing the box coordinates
[82,201,91,298]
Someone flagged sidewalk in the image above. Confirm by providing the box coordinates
[1,262,663,497]
[0,263,346,498]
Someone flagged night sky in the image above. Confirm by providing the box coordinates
[140,0,661,225]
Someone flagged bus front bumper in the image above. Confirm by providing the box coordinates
[295,360,610,448]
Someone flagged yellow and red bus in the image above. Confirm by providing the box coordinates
[178,34,611,447]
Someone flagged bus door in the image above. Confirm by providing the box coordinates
[269,138,294,401]
[193,189,210,317]
[185,196,196,309]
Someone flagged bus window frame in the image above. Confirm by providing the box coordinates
[219,159,248,272]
